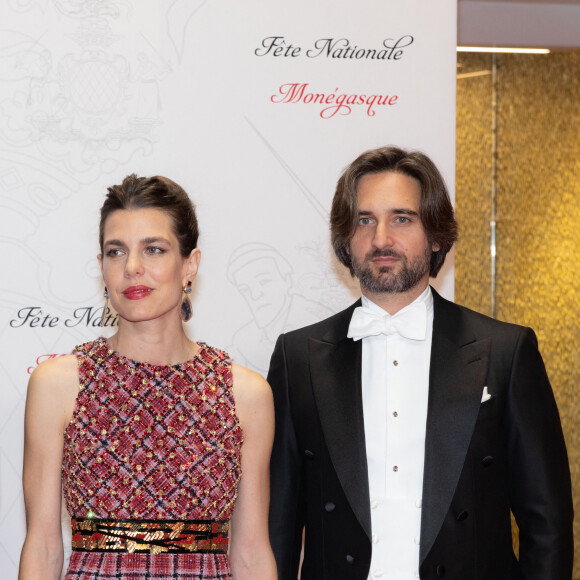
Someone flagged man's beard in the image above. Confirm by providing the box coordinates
[352,247,432,294]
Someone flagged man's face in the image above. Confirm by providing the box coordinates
[233,257,290,328]
[349,171,439,297]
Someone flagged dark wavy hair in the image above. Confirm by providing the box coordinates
[330,146,458,277]
[99,174,199,257]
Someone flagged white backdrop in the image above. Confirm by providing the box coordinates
[0,0,457,576]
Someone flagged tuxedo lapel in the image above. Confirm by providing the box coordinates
[309,302,372,540]
[419,291,491,564]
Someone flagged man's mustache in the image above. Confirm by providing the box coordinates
[365,249,404,260]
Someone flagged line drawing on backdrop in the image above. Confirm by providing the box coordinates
[0,8,172,176]
[244,116,328,220]
[166,0,206,62]
[226,242,334,375]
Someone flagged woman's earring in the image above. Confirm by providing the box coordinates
[99,287,109,328]
[180,281,193,322]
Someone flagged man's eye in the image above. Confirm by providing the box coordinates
[359,218,372,225]
[146,246,165,254]
[395,216,410,223]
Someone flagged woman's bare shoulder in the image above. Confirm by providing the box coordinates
[27,354,80,411]
[230,364,273,409]
[25,354,80,433]
[230,364,274,451]
[231,364,270,394]
[29,354,78,385]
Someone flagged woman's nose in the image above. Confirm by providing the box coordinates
[125,253,144,277]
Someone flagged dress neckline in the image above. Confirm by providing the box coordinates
[95,336,207,371]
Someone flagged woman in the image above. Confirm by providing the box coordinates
[19,175,277,579]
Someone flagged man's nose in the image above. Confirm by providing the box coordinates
[373,222,394,249]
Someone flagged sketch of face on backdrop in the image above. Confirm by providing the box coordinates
[227,244,293,330]
[226,242,333,374]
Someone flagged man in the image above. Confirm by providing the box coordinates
[268,146,573,579]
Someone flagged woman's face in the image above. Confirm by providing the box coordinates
[98,208,200,325]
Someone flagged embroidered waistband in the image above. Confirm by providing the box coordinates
[71,517,229,554]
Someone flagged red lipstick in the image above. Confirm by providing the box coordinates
[122,285,153,300]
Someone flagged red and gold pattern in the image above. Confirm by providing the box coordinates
[62,338,242,580]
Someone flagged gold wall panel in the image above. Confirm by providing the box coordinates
[456,51,580,576]
[456,54,493,314]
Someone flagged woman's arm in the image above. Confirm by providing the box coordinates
[18,355,79,580]
[229,364,277,580]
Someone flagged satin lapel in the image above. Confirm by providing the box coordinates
[419,292,491,564]
[309,305,371,540]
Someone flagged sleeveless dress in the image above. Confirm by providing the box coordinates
[62,338,243,580]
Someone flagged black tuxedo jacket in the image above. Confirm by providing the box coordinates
[268,289,573,580]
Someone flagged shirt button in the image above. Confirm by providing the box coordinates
[372,534,380,544]
[414,570,420,578]
[414,535,420,545]
[371,500,379,509]
[393,465,399,472]
[415,499,422,508]
[372,570,384,578]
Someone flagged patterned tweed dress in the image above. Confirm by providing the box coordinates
[62,338,242,579]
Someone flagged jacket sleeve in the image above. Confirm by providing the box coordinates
[504,327,574,579]
[267,334,305,580]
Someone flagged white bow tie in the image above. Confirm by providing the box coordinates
[347,302,427,341]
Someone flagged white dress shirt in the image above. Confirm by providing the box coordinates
[358,286,434,579]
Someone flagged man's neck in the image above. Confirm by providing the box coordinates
[362,280,430,315]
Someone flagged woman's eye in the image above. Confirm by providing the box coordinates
[146,246,164,254]
[106,248,123,257]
